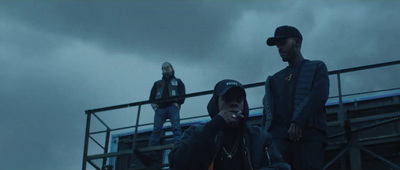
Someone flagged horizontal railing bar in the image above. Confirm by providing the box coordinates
[180,115,209,121]
[89,98,398,135]
[92,108,266,136]
[329,87,400,99]
[328,60,400,75]
[109,122,153,132]
[88,86,399,135]
[88,98,399,136]
[328,113,400,138]
[87,144,175,160]
[327,112,400,127]
[360,133,400,142]
[250,106,263,111]
[88,150,132,160]
[137,143,174,152]
[351,116,400,133]
[326,134,400,147]
[85,60,400,114]
[90,122,154,135]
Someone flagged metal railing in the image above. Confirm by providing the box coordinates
[82,60,400,170]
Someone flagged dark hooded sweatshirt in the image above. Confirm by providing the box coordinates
[168,91,290,170]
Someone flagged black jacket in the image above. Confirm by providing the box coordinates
[168,87,290,170]
[262,60,329,141]
[149,75,185,108]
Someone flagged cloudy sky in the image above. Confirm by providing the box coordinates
[1,1,400,170]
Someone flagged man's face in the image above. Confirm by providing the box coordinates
[218,88,245,127]
[276,38,298,62]
[162,63,174,77]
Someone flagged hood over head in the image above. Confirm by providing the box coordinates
[207,79,249,119]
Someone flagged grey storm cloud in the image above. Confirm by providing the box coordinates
[2,1,399,68]
[1,1,246,62]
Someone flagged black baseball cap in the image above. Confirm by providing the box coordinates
[207,79,248,118]
[214,79,246,97]
[266,25,303,46]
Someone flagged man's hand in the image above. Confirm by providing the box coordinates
[287,122,302,141]
[217,108,244,127]
[172,103,180,109]
[151,104,159,111]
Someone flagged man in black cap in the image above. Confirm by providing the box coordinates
[263,26,330,170]
[169,79,290,170]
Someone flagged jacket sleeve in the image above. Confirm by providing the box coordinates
[262,76,273,131]
[168,115,226,170]
[177,79,186,105]
[291,61,329,128]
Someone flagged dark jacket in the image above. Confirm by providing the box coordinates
[149,74,185,108]
[168,87,290,170]
[262,60,329,140]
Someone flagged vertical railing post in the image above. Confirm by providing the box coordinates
[132,105,142,153]
[82,111,92,170]
[337,72,347,127]
[102,128,111,169]
[336,72,349,169]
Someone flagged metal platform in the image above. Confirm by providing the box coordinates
[82,60,400,170]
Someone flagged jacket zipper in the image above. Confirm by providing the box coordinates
[209,135,219,170]
[243,138,254,170]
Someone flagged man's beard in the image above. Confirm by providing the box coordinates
[163,72,172,77]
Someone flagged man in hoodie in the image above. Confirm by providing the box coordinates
[169,79,290,170]
[263,25,329,170]
[149,62,186,146]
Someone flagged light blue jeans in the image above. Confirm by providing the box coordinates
[150,105,182,146]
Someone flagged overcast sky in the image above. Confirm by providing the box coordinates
[1,1,400,170]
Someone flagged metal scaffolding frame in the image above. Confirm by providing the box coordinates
[82,60,400,170]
